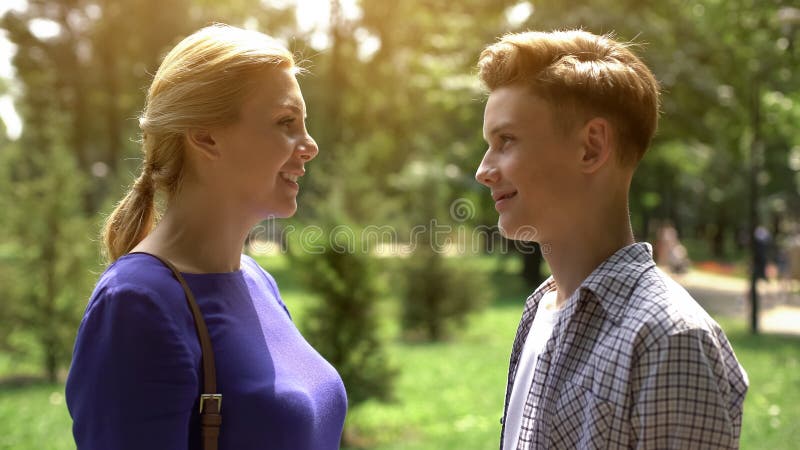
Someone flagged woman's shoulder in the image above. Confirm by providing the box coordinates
[240,254,292,318]
[87,253,189,317]
[240,254,277,286]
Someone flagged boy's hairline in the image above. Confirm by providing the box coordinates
[477,29,660,168]
[482,80,648,171]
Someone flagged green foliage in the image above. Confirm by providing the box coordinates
[299,0,517,229]
[391,159,493,341]
[526,0,800,251]
[400,246,492,341]
[288,225,396,407]
[0,0,302,383]
[0,142,97,382]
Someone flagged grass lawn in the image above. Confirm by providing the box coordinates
[0,254,797,449]
[0,381,73,450]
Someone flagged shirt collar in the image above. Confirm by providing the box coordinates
[578,242,656,324]
[530,242,656,325]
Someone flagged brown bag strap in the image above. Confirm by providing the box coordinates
[129,252,221,450]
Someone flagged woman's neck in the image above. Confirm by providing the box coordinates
[131,185,254,273]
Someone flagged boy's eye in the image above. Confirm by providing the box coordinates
[500,134,514,143]
[279,117,295,126]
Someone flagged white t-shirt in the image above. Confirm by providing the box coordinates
[503,290,563,450]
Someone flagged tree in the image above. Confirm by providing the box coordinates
[393,161,493,341]
[0,141,96,382]
[512,0,800,253]
[288,222,396,408]
[0,0,300,377]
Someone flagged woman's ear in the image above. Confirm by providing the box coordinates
[185,128,222,160]
[579,117,613,174]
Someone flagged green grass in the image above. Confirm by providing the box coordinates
[341,305,517,449]
[716,318,800,448]
[0,382,73,450]
[0,254,798,449]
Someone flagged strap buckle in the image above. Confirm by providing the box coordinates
[199,394,222,413]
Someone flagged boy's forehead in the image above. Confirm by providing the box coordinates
[483,86,536,134]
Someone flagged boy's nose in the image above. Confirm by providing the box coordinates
[475,164,499,186]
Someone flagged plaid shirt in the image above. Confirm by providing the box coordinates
[501,243,748,449]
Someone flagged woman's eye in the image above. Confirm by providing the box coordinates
[279,117,295,127]
[500,135,514,143]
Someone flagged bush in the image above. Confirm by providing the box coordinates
[288,225,396,407]
[401,246,492,341]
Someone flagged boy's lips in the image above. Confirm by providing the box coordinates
[493,190,518,212]
[492,190,518,202]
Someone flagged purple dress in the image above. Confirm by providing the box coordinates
[66,253,347,450]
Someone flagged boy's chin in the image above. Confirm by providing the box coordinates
[498,221,540,242]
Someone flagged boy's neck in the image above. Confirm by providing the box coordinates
[542,205,635,309]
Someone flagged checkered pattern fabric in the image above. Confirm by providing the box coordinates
[501,243,748,449]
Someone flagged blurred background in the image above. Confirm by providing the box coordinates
[1,0,799,449]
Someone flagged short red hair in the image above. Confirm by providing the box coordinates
[478,30,660,166]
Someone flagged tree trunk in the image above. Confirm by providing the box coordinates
[42,210,60,383]
[521,244,544,288]
[44,339,59,384]
[97,8,122,174]
[639,208,650,242]
[711,214,727,259]
[427,318,441,342]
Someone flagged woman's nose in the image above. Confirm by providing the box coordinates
[298,135,319,161]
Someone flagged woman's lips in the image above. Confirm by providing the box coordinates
[280,171,301,190]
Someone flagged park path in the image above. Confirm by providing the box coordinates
[247,239,799,335]
[672,269,800,335]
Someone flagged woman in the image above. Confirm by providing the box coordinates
[65,24,347,450]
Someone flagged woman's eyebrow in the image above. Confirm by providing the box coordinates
[276,102,306,118]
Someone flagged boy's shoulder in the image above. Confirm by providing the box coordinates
[579,243,725,348]
[622,266,725,348]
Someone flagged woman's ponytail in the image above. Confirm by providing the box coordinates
[101,164,157,262]
[99,24,295,262]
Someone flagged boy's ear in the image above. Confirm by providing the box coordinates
[185,128,222,160]
[579,117,613,173]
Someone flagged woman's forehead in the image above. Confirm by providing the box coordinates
[244,69,305,115]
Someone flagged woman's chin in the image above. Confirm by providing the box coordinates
[262,204,297,220]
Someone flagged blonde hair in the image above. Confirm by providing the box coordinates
[102,24,295,262]
[478,30,660,165]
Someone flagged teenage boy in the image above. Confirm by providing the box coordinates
[475,30,748,449]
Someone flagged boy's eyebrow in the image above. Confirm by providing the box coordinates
[484,121,515,140]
